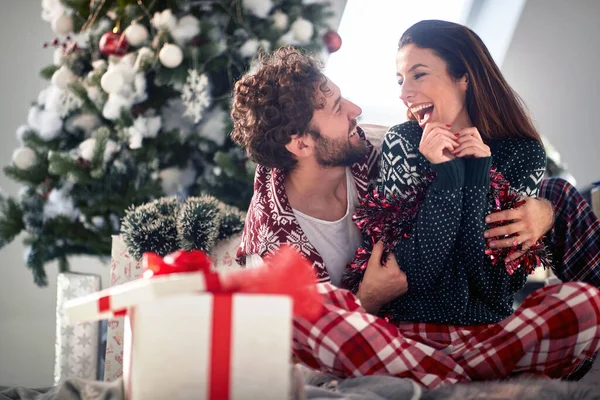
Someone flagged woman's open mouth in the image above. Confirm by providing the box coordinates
[410,103,434,127]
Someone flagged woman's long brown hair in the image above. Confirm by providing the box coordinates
[399,20,542,144]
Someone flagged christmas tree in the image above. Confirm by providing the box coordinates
[0,0,336,286]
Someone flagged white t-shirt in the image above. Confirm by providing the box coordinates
[292,168,364,286]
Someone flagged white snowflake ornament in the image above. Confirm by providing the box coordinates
[181,69,210,123]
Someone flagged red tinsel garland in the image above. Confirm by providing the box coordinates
[342,178,432,292]
[342,167,550,292]
[486,167,551,275]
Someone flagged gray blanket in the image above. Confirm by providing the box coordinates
[2,376,600,400]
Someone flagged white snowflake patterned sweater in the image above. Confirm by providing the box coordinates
[236,127,379,282]
[378,120,547,324]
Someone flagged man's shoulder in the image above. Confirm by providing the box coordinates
[247,165,301,224]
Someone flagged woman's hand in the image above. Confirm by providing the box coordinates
[453,127,491,158]
[419,123,459,164]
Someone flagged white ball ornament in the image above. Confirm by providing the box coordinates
[100,69,125,94]
[12,147,37,170]
[51,14,73,35]
[159,44,183,68]
[291,17,314,43]
[123,23,149,47]
[272,11,289,30]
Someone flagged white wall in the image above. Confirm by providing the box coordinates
[502,0,600,189]
[0,1,109,388]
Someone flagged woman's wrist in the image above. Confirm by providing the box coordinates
[430,158,465,190]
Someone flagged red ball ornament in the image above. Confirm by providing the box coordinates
[99,31,129,56]
[323,30,342,53]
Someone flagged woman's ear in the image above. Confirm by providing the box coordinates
[459,74,469,91]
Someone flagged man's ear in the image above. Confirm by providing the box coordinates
[285,133,314,157]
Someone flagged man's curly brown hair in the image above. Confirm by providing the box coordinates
[230,46,330,171]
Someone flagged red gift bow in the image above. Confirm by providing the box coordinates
[140,246,323,400]
[142,250,213,277]
[141,245,323,322]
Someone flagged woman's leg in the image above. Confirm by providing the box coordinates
[402,282,600,380]
[292,283,470,388]
[293,283,600,388]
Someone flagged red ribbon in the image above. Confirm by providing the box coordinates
[209,294,233,399]
[142,250,212,277]
[98,294,127,317]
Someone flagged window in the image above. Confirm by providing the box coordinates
[325,0,470,126]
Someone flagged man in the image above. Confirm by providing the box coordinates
[230,47,600,387]
[230,47,406,313]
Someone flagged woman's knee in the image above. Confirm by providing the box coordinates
[556,282,600,322]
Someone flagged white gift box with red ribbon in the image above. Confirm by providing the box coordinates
[65,272,292,400]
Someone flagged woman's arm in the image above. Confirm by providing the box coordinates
[466,139,547,305]
[378,123,466,295]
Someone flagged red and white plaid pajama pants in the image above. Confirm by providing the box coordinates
[293,281,600,389]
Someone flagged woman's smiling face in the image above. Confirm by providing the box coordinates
[396,44,471,130]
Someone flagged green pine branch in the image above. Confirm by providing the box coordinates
[0,197,25,247]
[3,163,48,186]
[40,65,58,81]
[48,151,92,184]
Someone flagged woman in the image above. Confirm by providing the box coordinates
[343,19,547,325]
[360,19,547,325]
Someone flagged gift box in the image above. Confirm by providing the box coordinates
[211,234,244,271]
[54,272,101,385]
[66,247,320,400]
[104,234,143,382]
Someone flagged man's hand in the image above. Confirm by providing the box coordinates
[484,197,554,262]
[356,241,408,315]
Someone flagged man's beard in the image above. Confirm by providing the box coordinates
[314,133,367,167]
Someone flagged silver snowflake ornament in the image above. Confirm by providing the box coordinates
[181,69,211,124]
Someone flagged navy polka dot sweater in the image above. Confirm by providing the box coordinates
[378,120,547,325]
